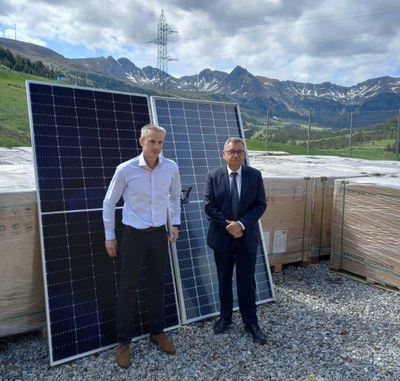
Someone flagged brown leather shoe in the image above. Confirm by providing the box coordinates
[150,333,176,354]
[116,344,131,368]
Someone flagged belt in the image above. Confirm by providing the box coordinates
[125,224,166,233]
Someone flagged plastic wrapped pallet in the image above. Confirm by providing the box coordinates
[249,152,400,267]
[260,176,313,270]
[0,163,45,337]
[330,176,400,289]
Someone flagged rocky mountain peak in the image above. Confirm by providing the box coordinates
[1,37,400,119]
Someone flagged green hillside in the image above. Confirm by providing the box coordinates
[0,66,52,146]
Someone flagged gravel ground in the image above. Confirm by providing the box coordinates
[1,260,399,381]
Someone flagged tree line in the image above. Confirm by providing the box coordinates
[0,46,63,78]
[249,117,399,152]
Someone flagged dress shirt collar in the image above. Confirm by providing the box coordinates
[138,152,164,168]
[227,165,242,177]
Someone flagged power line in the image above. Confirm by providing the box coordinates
[104,5,400,46]
[177,5,400,39]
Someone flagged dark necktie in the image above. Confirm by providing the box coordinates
[230,172,239,220]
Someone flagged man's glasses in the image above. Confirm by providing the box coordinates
[224,149,245,156]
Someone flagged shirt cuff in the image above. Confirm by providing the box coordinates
[105,231,116,240]
[238,221,245,230]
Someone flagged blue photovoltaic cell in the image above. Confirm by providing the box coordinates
[26,82,179,365]
[151,96,274,323]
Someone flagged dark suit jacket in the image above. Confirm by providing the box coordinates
[204,165,267,253]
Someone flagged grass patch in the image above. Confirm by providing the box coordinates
[246,139,398,160]
[0,67,55,146]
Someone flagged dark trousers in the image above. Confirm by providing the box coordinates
[214,238,257,325]
[116,226,169,344]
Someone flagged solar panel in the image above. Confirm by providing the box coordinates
[151,96,275,323]
[26,82,180,365]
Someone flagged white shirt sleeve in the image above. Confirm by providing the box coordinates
[169,165,182,226]
[102,166,126,240]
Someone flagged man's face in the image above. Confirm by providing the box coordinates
[223,142,245,171]
[139,130,165,161]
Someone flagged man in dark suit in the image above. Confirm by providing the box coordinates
[204,137,267,344]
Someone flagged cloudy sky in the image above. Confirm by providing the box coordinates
[1,0,400,86]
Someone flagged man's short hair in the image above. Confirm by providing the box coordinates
[224,137,244,150]
[141,124,166,138]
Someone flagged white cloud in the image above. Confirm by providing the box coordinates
[1,0,400,86]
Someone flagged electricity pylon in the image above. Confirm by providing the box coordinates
[148,10,178,94]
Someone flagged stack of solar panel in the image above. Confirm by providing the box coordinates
[26,81,274,365]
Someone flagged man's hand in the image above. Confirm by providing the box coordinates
[226,220,244,238]
[105,239,118,257]
[168,226,179,243]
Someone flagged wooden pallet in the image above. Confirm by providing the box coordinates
[309,254,331,264]
[270,260,310,273]
[330,268,400,294]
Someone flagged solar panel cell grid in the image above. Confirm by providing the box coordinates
[151,96,274,324]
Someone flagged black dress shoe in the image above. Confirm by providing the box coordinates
[213,317,232,334]
[244,323,267,345]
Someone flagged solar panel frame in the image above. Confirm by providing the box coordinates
[26,81,180,365]
[150,96,275,324]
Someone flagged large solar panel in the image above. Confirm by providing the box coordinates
[26,82,180,365]
[151,96,275,323]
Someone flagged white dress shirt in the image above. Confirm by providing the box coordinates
[227,165,245,229]
[103,153,181,240]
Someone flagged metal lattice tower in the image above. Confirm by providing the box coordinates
[148,10,177,94]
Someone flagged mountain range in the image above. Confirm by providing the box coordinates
[1,37,400,123]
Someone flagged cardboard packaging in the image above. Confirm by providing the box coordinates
[309,176,334,261]
[250,152,400,269]
[0,191,45,337]
[330,177,400,289]
[261,176,313,269]
[0,160,45,337]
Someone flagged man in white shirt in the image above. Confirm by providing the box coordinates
[103,124,181,368]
